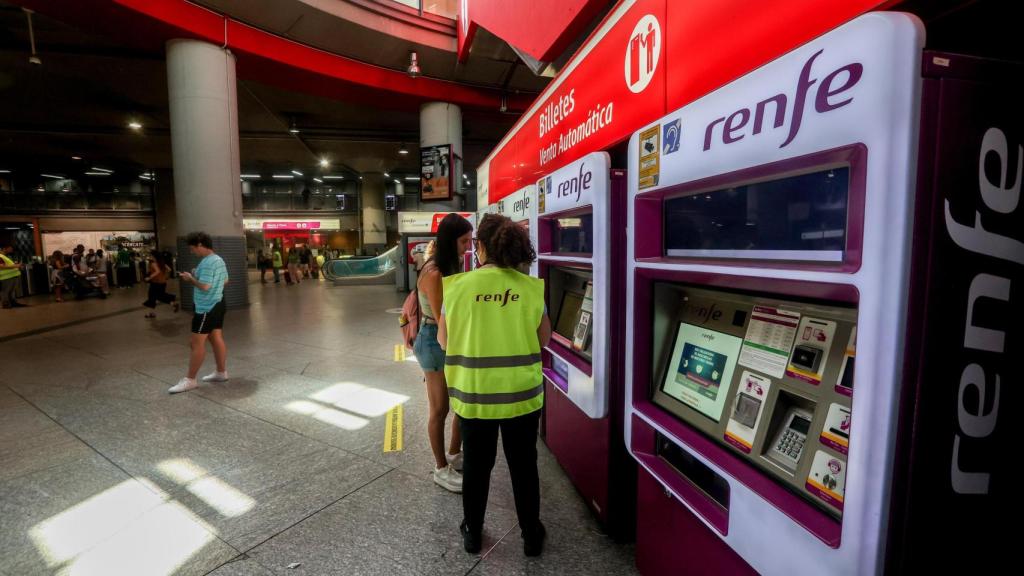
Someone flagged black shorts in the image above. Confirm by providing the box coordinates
[192,300,226,334]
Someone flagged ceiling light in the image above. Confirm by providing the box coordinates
[240,174,260,178]
[84,172,110,176]
[128,121,142,130]
[384,172,390,178]
[313,178,323,183]
[289,119,300,134]
[91,167,112,173]
[319,158,329,168]
[41,173,63,179]
[358,176,363,180]
[272,175,294,179]
[0,169,11,173]
[291,170,303,176]
[71,156,82,161]
[407,52,421,78]
[393,179,400,184]
[398,144,409,155]
[323,175,345,180]
[404,176,419,181]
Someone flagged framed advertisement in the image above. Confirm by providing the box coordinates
[421,144,452,201]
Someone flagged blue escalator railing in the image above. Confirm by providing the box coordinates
[322,246,399,280]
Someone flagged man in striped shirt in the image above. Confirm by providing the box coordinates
[169,231,230,394]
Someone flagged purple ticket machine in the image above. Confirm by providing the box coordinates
[625,12,1014,575]
[537,152,635,538]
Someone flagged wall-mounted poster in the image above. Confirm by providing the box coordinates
[421,144,452,201]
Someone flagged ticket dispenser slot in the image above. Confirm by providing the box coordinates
[656,431,730,511]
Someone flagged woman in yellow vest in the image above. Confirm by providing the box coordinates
[439,214,552,556]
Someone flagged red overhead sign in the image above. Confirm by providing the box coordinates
[431,212,475,233]
[488,0,667,203]
[483,0,891,205]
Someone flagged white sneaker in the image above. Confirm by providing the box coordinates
[446,451,463,472]
[168,378,198,394]
[201,371,229,382]
[433,464,463,493]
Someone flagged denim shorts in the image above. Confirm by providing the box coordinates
[414,323,446,372]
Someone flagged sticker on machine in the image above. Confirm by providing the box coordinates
[819,403,851,455]
[835,326,856,397]
[738,306,801,378]
[724,371,772,454]
[638,124,660,189]
[785,317,837,385]
[662,323,743,422]
[806,450,846,510]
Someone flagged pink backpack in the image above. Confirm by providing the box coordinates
[399,289,420,350]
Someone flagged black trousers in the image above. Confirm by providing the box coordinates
[143,282,176,308]
[459,410,542,535]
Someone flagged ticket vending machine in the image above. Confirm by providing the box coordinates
[495,184,538,275]
[537,152,634,538]
[624,12,1013,575]
[396,211,476,290]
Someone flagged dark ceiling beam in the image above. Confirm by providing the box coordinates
[0,125,499,145]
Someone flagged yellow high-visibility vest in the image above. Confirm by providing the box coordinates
[0,253,21,281]
[443,267,545,419]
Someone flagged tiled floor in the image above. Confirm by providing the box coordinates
[0,278,638,576]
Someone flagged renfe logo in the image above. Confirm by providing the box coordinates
[703,49,863,152]
[946,126,1020,495]
[555,162,592,203]
[475,288,520,307]
[625,15,660,94]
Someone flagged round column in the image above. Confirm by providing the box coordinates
[420,102,462,211]
[361,173,388,254]
[166,39,248,309]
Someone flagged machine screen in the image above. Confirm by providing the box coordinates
[791,416,811,435]
[555,291,584,341]
[554,213,594,253]
[661,322,743,422]
[664,166,850,261]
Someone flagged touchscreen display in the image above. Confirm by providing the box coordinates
[555,291,584,341]
[661,323,744,422]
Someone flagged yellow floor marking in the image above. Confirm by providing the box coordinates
[384,404,403,452]
[394,344,406,362]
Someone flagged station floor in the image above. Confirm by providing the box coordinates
[0,277,638,576]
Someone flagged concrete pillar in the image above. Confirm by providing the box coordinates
[166,39,248,309]
[420,102,462,211]
[361,173,387,253]
[153,169,178,252]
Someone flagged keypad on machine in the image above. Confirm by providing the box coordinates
[777,429,804,460]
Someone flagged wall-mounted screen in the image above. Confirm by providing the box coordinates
[664,166,850,262]
[552,213,594,253]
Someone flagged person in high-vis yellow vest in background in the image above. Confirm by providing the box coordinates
[439,214,552,557]
[1,244,26,309]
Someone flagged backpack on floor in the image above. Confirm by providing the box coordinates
[399,289,421,350]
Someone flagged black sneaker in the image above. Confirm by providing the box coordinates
[460,520,481,554]
[523,522,546,557]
